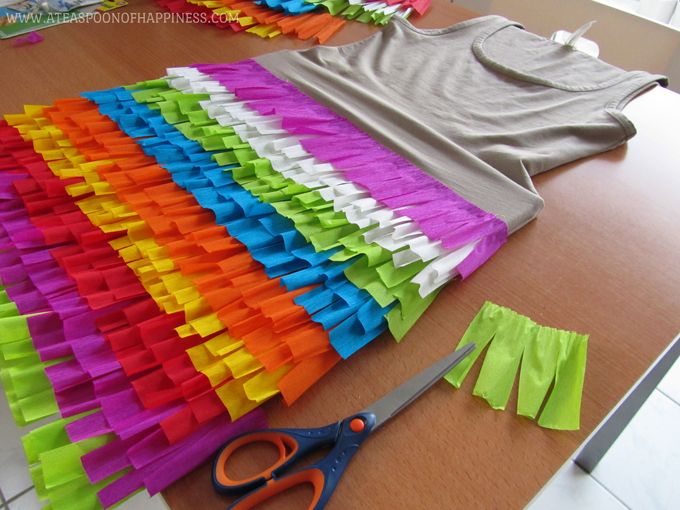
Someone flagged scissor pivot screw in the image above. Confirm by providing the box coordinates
[349,418,365,433]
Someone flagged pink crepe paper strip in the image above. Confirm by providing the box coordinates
[11,31,44,47]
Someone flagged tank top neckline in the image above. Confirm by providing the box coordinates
[470,20,641,92]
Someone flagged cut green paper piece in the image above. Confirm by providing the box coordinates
[22,413,88,464]
[445,301,588,430]
[0,300,19,317]
[538,332,588,430]
[27,417,125,510]
[472,313,533,410]
[517,327,561,419]
[444,302,504,387]
[0,314,31,343]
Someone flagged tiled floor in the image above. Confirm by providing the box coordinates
[3,356,680,509]
[528,357,680,510]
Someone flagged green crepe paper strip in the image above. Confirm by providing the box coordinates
[305,0,400,25]
[127,79,438,340]
[517,326,561,419]
[472,312,533,409]
[537,332,588,430]
[0,290,133,510]
[444,301,588,430]
[25,417,124,510]
[443,302,503,387]
[0,290,59,425]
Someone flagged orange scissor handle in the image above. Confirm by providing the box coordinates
[213,417,374,509]
[228,468,326,510]
[214,430,300,489]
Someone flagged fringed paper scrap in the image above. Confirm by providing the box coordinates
[445,301,588,430]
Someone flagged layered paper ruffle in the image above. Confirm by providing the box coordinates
[155,0,429,43]
[0,59,507,508]
[0,121,267,509]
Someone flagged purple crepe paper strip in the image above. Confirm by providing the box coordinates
[143,409,268,495]
[70,334,121,378]
[45,358,90,392]
[114,403,184,441]
[65,411,114,442]
[11,32,44,47]
[194,61,508,277]
[99,388,184,440]
[82,431,149,483]
[55,382,99,417]
[126,429,172,469]
[96,409,267,507]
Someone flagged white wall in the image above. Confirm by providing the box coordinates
[457,0,680,92]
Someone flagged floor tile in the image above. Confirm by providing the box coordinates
[591,389,680,509]
[4,487,168,510]
[526,461,625,510]
[1,486,10,509]
[0,391,33,500]
[6,489,39,510]
[658,355,680,405]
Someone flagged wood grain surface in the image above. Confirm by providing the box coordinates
[2,1,680,508]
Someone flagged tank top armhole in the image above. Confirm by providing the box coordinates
[604,73,668,141]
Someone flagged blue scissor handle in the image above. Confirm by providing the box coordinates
[212,412,377,510]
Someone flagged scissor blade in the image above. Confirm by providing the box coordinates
[362,343,475,430]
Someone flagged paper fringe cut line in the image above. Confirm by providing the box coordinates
[445,301,588,430]
[155,0,430,43]
[1,58,508,508]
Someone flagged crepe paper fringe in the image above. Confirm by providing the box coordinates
[86,73,491,354]
[193,60,508,289]
[166,69,451,283]
[155,72,440,342]
[5,101,344,413]
[1,51,507,507]
[0,119,270,507]
[444,301,588,430]
[155,0,346,43]
[59,89,386,367]
[1,232,265,506]
[155,0,431,44]
[81,85,391,359]
[3,109,273,423]
[257,0,423,25]
[104,75,431,352]
[168,67,487,308]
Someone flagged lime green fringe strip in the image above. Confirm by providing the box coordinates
[0,288,129,510]
[445,301,588,430]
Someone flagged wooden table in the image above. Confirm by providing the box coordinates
[2,1,680,508]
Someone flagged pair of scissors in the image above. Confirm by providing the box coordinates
[212,343,475,509]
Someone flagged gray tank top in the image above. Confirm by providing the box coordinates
[257,15,667,232]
